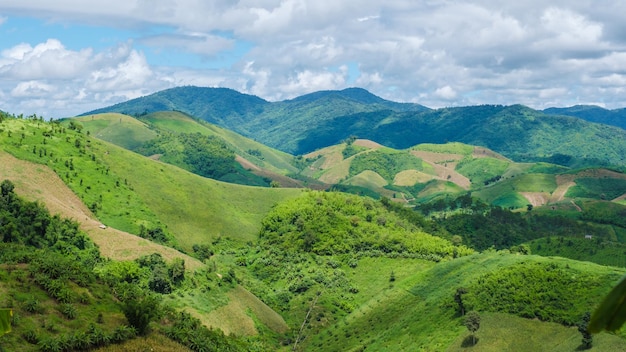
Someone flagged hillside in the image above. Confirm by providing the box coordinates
[4,111,626,351]
[544,105,626,130]
[71,111,301,188]
[0,115,303,252]
[82,87,626,169]
[295,139,626,210]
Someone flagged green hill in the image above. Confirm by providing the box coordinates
[0,115,302,252]
[82,88,626,170]
[294,139,626,211]
[544,105,626,130]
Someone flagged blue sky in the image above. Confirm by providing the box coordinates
[1,1,626,118]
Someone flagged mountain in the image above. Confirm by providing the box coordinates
[82,87,626,169]
[544,105,626,130]
[294,104,626,168]
[83,86,269,129]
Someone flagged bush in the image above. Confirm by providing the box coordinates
[121,295,161,335]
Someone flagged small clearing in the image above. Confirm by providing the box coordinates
[521,192,549,207]
[201,285,288,336]
[353,139,384,149]
[473,146,510,160]
[0,151,204,270]
[409,150,470,189]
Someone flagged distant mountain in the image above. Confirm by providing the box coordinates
[543,105,626,130]
[83,86,269,128]
[83,87,626,168]
[295,104,626,168]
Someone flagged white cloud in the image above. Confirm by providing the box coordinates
[2,1,626,116]
[434,86,457,100]
[139,32,235,57]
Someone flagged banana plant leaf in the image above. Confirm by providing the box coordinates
[589,276,626,333]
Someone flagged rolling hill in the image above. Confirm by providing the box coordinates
[3,111,626,351]
[82,87,626,169]
[544,105,626,130]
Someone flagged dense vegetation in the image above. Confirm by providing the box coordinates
[259,191,473,259]
[136,132,270,186]
[0,179,257,351]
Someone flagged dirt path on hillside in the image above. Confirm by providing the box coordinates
[549,180,576,203]
[614,193,626,202]
[0,151,204,270]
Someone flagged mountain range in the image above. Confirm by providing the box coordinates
[83,86,626,168]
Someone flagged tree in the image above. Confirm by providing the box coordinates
[121,295,161,335]
[455,287,468,316]
[578,311,593,349]
[464,311,480,345]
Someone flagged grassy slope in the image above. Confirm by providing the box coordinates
[0,151,204,269]
[101,142,302,250]
[77,113,158,150]
[1,117,302,252]
[307,252,626,352]
[75,112,298,175]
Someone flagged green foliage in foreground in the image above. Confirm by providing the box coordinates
[259,190,473,259]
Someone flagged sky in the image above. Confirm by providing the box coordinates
[1,1,626,118]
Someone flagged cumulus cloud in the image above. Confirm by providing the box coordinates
[1,1,626,116]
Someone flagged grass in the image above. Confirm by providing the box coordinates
[413,142,475,155]
[305,252,626,351]
[447,312,626,352]
[455,157,510,186]
[98,141,303,250]
[74,113,158,150]
[0,117,302,253]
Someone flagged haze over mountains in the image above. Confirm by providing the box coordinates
[83,86,626,168]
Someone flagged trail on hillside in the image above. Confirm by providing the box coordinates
[0,151,204,270]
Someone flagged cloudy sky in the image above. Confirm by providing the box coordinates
[1,1,625,118]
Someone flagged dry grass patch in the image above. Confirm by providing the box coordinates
[521,192,549,207]
[393,170,434,186]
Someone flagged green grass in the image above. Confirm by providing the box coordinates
[0,117,302,251]
[306,252,626,351]
[98,141,302,250]
[73,113,158,150]
[447,312,626,352]
[529,236,626,267]
[566,177,626,200]
[0,117,165,235]
[412,142,474,155]
[456,157,510,186]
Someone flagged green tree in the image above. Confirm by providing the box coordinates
[464,311,480,346]
[578,311,593,349]
[455,287,468,316]
[121,295,161,336]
